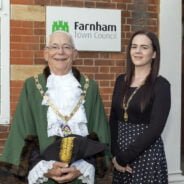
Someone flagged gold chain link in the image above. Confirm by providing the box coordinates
[122,85,142,122]
[34,75,89,123]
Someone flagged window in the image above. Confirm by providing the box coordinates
[0,0,10,124]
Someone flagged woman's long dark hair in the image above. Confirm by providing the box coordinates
[122,30,160,111]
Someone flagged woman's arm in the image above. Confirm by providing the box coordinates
[116,77,171,166]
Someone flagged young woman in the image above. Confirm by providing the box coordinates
[110,30,171,184]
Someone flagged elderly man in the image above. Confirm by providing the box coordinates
[0,31,110,184]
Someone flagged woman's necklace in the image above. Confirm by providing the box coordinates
[122,85,143,122]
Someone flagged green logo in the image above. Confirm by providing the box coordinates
[52,21,69,32]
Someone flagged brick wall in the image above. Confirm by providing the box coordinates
[0,0,159,169]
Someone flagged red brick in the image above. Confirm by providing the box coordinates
[73,60,83,67]
[95,74,114,80]
[11,20,22,27]
[34,29,45,36]
[83,59,94,66]
[22,50,34,58]
[148,12,158,19]
[111,53,125,60]
[0,126,10,133]
[117,3,127,10]
[34,0,50,5]
[115,60,126,67]
[11,35,22,42]
[99,81,110,86]
[99,53,111,59]
[35,50,44,58]
[110,80,115,87]
[146,26,158,33]
[11,0,34,5]
[123,24,131,32]
[34,22,45,28]
[39,36,46,44]
[79,66,98,73]
[94,60,115,66]
[127,3,134,10]
[110,66,124,73]
[11,43,39,50]
[11,50,22,57]
[99,67,110,73]
[35,59,46,65]
[147,19,158,26]
[11,20,34,28]
[50,0,61,5]
[103,101,111,108]
[100,94,110,101]
[100,87,113,94]
[96,2,116,9]
[123,11,132,17]
[11,27,34,35]
[22,21,34,28]
[11,102,19,110]
[79,52,99,59]
[0,132,9,139]
[0,139,6,146]
[113,0,132,2]
[21,36,40,43]
[62,0,84,7]
[11,57,33,65]
[11,86,22,94]
[84,1,96,8]
[11,81,24,87]
[148,0,159,3]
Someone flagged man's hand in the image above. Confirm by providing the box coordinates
[45,161,81,183]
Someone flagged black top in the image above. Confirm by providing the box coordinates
[110,74,171,166]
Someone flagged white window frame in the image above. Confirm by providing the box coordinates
[0,0,10,124]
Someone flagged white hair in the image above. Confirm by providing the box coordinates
[46,30,75,48]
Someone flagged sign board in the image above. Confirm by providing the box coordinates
[46,6,121,52]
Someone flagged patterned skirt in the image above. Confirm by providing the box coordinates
[112,122,168,184]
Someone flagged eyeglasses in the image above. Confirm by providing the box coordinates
[47,44,74,53]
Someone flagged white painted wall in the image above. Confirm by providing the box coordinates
[0,0,10,124]
[160,0,184,183]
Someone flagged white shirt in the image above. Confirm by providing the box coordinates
[28,72,95,184]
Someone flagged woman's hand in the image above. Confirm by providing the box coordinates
[112,157,132,173]
[45,161,81,183]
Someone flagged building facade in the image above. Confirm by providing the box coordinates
[0,0,183,183]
